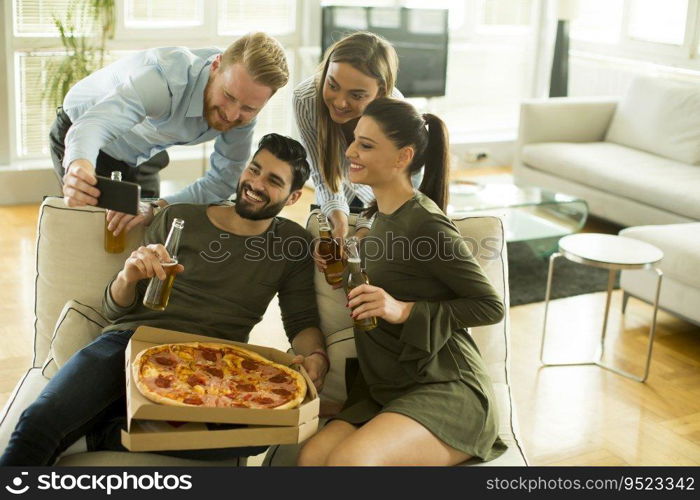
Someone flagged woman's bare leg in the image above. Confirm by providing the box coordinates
[325,412,470,466]
[297,419,357,466]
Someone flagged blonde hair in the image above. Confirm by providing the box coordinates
[222,32,289,91]
[316,32,399,192]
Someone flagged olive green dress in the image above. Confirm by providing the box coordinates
[334,193,508,462]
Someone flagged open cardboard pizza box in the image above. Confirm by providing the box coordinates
[121,326,320,452]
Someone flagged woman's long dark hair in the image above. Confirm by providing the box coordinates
[361,98,449,217]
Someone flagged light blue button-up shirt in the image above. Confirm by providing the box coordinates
[62,46,256,204]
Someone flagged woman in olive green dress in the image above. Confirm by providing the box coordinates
[297,98,507,466]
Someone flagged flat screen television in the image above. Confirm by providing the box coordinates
[321,6,449,98]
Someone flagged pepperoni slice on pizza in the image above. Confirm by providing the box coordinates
[133,342,307,409]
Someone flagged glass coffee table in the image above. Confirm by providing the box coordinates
[447,181,589,255]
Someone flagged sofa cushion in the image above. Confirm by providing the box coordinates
[521,142,700,220]
[41,300,108,378]
[605,76,700,164]
[619,223,700,289]
[34,198,143,368]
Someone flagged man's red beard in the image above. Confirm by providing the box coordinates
[205,105,244,131]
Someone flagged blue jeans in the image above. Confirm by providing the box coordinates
[0,330,266,465]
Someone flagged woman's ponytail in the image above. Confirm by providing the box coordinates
[418,113,450,212]
[361,99,451,217]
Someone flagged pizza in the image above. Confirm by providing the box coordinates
[132,342,307,410]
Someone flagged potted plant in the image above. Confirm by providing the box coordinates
[44,0,115,109]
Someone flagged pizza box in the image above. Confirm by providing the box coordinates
[121,418,319,452]
[123,326,320,431]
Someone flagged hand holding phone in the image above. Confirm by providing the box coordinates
[62,160,100,207]
[95,176,141,215]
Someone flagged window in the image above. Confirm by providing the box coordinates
[13,0,97,37]
[403,0,466,31]
[14,50,123,158]
[481,0,534,28]
[570,0,624,44]
[627,0,688,45]
[251,52,295,144]
[401,0,538,139]
[15,52,58,157]
[7,0,302,162]
[218,0,296,35]
[569,0,700,99]
[124,0,204,28]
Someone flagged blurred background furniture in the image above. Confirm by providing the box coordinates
[447,182,588,256]
[620,223,700,328]
[514,76,700,227]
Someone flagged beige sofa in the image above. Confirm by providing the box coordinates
[0,197,527,466]
[514,76,700,227]
[620,223,700,327]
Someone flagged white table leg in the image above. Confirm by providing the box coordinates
[597,268,617,361]
[596,267,663,382]
[539,252,561,364]
[540,252,599,368]
[541,260,663,383]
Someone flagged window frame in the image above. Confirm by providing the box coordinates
[570,0,700,71]
[3,0,306,163]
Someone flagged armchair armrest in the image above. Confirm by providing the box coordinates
[517,97,619,147]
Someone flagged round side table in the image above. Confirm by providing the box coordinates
[540,233,664,382]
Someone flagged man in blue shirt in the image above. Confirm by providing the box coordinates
[52,32,289,237]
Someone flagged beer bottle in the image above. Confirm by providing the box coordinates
[104,171,126,253]
[345,236,377,331]
[316,213,344,286]
[143,218,184,311]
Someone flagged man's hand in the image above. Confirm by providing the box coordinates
[121,244,184,284]
[347,284,414,324]
[63,159,100,207]
[106,202,157,237]
[290,352,329,392]
[110,243,184,308]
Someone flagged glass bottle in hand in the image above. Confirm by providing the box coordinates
[316,213,344,285]
[104,171,126,253]
[345,236,377,331]
[143,218,184,311]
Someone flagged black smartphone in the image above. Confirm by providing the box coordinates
[95,176,141,215]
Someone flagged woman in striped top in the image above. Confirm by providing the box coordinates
[293,32,402,246]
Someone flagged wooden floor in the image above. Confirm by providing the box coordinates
[1,183,699,466]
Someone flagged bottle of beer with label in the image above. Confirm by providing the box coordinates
[143,218,184,311]
[316,213,344,286]
[345,236,377,331]
[104,171,126,253]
